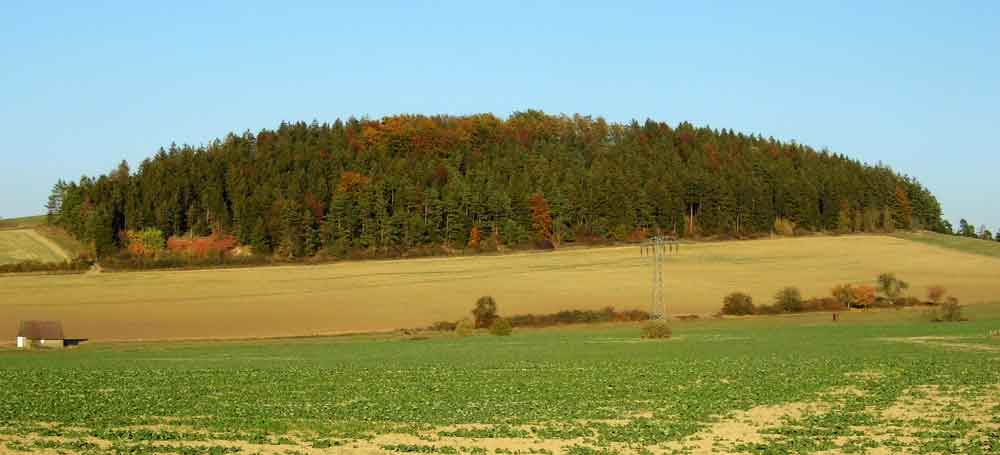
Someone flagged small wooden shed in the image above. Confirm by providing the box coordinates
[16,320,65,349]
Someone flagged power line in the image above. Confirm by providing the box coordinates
[640,236,679,319]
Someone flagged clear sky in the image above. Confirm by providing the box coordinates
[1,1,997,229]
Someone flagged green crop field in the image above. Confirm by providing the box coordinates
[1,305,999,454]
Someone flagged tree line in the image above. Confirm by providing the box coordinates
[46,112,946,258]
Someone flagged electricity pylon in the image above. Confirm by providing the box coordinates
[640,236,679,319]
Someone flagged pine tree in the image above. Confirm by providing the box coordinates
[250,218,271,255]
[47,114,946,256]
[46,180,67,224]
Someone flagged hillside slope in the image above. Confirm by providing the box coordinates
[1,235,996,342]
[49,114,944,259]
[0,229,69,264]
[0,215,84,265]
[893,230,1000,259]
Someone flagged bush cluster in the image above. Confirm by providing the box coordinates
[928,297,965,322]
[454,319,475,337]
[641,320,672,339]
[472,296,498,329]
[99,253,274,271]
[507,307,650,328]
[430,306,651,334]
[489,318,513,336]
[720,293,754,315]
[0,259,92,274]
[719,273,959,319]
[429,321,457,332]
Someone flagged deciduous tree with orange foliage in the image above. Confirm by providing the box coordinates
[530,193,554,247]
[852,285,877,310]
[50,112,948,261]
[337,171,370,193]
[467,225,481,250]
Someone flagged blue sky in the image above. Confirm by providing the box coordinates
[1,1,997,229]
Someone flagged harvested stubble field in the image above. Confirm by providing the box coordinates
[0,216,82,265]
[2,234,1000,342]
[0,305,999,454]
[0,229,68,265]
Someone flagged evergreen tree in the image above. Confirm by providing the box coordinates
[48,113,946,257]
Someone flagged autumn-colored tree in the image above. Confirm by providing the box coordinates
[836,200,852,233]
[336,171,370,193]
[831,284,855,309]
[894,185,913,229]
[48,113,947,262]
[125,228,165,257]
[467,225,481,250]
[530,192,554,246]
[852,285,876,310]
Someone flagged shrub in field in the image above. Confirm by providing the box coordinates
[773,218,796,236]
[802,297,845,312]
[641,320,672,339]
[876,273,909,301]
[429,321,457,332]
[455,318,475,337]
[619,309,653,321]
[489,318,513,336]
[774,287,803,312]
[894,297,922,308]
[754,303,783,315]
[929,297,965,322]
[472,296,498,328]
[0,259,92,274]
[721,292,755,315]
[125,228,166,257]
[831,284,856,308]
[167,232,238,257]
[852,285,877,309]
[506,307,650,328]
[927,285,946,305]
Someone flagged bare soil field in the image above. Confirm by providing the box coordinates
[1,235,998,342]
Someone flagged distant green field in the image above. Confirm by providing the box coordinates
[1,305,998,454]
[895,230,1000,258]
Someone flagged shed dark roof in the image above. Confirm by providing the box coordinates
[17,320,64,339]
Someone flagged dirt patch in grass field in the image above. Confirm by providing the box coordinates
[880,384,1000,426]
[663,399,831,454]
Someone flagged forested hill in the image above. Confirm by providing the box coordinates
[49,112,944,258]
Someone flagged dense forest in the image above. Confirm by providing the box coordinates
[47,112,945,259]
